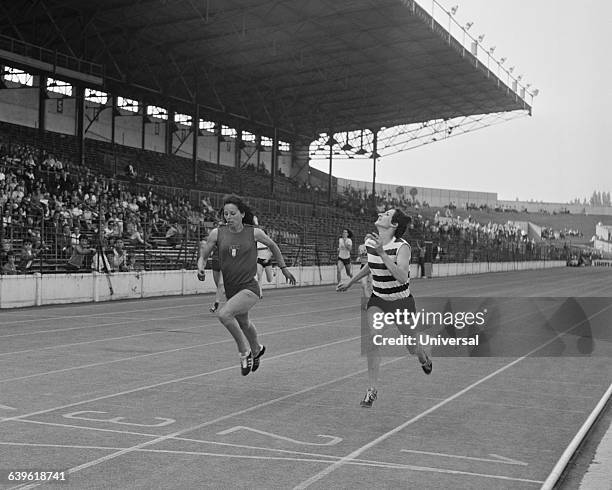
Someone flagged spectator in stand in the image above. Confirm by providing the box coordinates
[70,226,81,249]
[125,252,137,271]
[125,216,152,248]
[125,164,137,179]
[19,239,37,273]
[2,250,18,275]
[150,212,167,236]
[2,207,11,230]
[66,235,96,271]
[42,153,57,171]
[165,222,184,247]
[57,224,72,257]
[30,229,48,256]
[11,184,25,204]
[102,219,116,243]
[1,235,12,262]
[128,197,140,214]
[109,238,129,272]
[81,206,95,231]
[113,212,124,237]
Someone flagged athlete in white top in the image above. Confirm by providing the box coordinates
[256,240,275,290]
[336,229,353,283]
[337,208,432,408]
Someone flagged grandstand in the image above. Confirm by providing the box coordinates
[0,0,545,276]
[1,2,610,489]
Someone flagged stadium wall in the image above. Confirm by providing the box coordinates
[0,260,566,309]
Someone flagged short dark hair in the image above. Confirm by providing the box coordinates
[391,209,411,238]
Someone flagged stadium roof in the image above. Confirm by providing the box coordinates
[2,0,530,141]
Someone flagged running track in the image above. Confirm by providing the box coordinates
[0,267,611,489]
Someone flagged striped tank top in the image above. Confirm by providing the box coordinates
[367,237,411,300]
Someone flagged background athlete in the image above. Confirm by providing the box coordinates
[336,228,353,284]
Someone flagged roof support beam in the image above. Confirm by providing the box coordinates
[0,2,27,42]
[40,0,78,59]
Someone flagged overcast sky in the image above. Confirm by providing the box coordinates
[311,0,611,204]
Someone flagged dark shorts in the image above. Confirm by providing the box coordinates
[224,278,261,300]
[367,294,415,313]
[367,294,416,335]
[337,257,351,266]
[257,258,272,267]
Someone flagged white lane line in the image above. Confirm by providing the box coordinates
[542,382,612,490]
[5,418,546,485]
[0,316,359,384]
[400,449,528,466]
[0,295,556,382]
[0,404,16,410]
[0,334,361,425]
[0,442,544,487]
[0,312,202,338]
[10,418,402,465]
[10,355,402,490]
[0,289,333,326]
[0,302,352,339]
[292,302,612,489]
[0,331,167,358]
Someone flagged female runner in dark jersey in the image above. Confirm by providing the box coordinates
[197,195,296,376]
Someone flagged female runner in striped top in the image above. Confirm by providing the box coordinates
[337,208,432,407]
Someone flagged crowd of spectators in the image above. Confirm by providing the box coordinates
[0,141,218,274]
[1,134,583,275]
[540,227,583,240]
[336,187,431,217]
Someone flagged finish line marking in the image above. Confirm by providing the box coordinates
[401,449,528,466]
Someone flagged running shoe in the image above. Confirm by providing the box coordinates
[421,356,433,375]
[360,388,378,408]
[209,302,219,313]
[251,345,266,372]
[240,352,252,376]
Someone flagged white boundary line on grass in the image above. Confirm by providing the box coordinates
[292,302,612,489]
